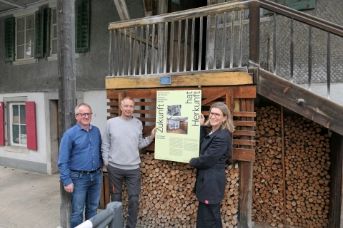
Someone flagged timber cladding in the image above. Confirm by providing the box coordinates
[106,85,256,162]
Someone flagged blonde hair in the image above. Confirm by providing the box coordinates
[204,102,235,133]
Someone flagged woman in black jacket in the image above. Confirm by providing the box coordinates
[189,102,235,228]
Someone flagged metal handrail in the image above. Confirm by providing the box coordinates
[75,202,123,228]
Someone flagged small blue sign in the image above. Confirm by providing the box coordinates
[160,76,171,85]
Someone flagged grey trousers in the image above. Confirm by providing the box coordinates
[107,165,140,228]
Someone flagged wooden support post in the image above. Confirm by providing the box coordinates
[239,161,253,228]
[238,99,254,228]
[57,0,76,227]
[249,1,260,67]
[205,0,217,70]
[329,132,343,228]
[113,0,130,20]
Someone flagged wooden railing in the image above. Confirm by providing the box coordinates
[108,0,251,77]
[258,0,343,99]
[107,0,343,99]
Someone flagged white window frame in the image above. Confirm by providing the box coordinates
[50,7,57,56]
[13,8,38,65]
[9,103,27,147]
[15,13,35,61]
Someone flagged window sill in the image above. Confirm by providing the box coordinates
[3,146,30,154]
[47,53,80,61]
[13,58,37,65]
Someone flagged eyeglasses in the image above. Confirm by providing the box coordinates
[209,112,222,117]
[76,113,93,117]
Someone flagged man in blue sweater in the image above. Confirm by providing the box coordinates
[102,97,156,228]
[58,103,102,228]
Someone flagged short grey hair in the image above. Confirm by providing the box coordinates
[121,97,135,106]
[75,103,92,114]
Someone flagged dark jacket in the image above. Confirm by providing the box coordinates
[189,126,232,204]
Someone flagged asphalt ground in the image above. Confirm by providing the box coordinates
[0,166,60,228]
[0,165,282,228]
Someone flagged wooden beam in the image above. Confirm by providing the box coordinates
[0,0,26,8]
[108,1,250,30]
[106,71,253,89]
[106,86,257,99]
[232,148,255,162]
[113,0,130,20]
[157,0,168,15]
[258,68,343,136]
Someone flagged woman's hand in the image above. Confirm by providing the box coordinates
[200,113,205,126]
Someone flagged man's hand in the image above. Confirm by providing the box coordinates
[149,127,156,140]
[64,183,74,193]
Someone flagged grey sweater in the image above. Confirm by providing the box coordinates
[101,116,153,170]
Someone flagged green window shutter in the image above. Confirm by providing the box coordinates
[284,0,315,10]
[75,0,90,53]
[43,8,51,57]
[35,8,44,58]
[4,17,15,62]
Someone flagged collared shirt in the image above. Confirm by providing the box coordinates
[58,123,102,186]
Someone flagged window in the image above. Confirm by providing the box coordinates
[50,8,57,55]
[16,14,35,60]
[10,103,27,146]
[0,99,37,151]
[4,0,90,63]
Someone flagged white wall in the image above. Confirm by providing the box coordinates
[0,90,109,174]
[82,90,109,134]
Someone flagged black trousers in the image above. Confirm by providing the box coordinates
[107,165,140,228]
[196,201,222,228]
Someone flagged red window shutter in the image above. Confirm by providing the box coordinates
[25,101,37,150]
[0,102,4,146]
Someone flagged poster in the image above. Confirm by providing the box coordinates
[155,90,202,163]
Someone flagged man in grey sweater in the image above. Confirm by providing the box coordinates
[101,96,156,228]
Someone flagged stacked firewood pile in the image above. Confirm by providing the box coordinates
[284,115,330,227]
[253,106,330,228]
[120,152,239,227]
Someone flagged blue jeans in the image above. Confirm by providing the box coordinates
[70,169,102,228]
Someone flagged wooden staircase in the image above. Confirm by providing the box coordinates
[257,68,343,136]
